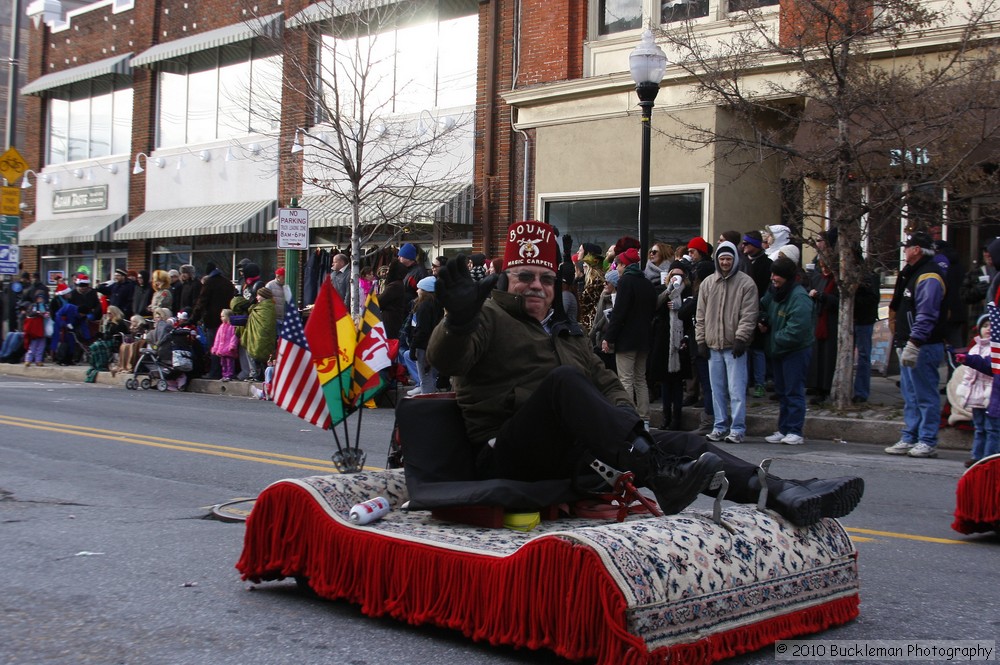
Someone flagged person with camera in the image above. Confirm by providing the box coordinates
[758,257,815,445]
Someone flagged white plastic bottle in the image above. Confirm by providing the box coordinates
[348,497,391,525]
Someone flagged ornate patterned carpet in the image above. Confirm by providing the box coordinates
[237,469,860,665]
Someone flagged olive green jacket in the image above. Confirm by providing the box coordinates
[428,290,631,445]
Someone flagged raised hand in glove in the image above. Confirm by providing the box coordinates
[697,342,709,359]
[899,341,920,368]
[436,253,498,332]
[732,339,747,358]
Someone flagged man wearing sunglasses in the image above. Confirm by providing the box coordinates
[428,221,862,524]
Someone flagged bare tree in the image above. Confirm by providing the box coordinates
[237,1,474,314]
[657,0,1000,407]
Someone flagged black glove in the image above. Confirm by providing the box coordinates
[732,339,747,358]
[408,348,417,361]
[436,253,498,333]
[697,342,709,359]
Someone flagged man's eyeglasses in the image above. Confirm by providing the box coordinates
[510,271,556,286]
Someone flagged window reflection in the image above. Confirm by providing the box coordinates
[599,0,643,35]
[662,0,710,23]
[46,78,131,166]
[320,12,476,119]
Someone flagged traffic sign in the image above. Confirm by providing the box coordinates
[1,186,21,216]
[0,244,20,275]
[0,147,28,184]
[0,216,17,245]
[277,207,309,249]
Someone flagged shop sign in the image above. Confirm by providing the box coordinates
[52,185,108,213]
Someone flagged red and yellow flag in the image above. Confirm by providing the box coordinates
[304,276,356,426]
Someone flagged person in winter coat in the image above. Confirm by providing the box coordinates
[177,264,202,316]
[852,248,881,403]
[695,240,759,444]
[239,262,265,311]
[96,268,136,319]
[149,270,173,314]
[132,270,153,318]
[193,261,237,379]
[22,290,49,366]
[379,260,408,340]
[241,287,277,382]
[211,308,240,381]
[759,258,816,445]
[956,315,1000,467]
[649,262,691,430]
[806,257,839,405]
[643,242,674,285]
[601,247,657,426]
[404,276,444,396]
[588,268,618,372]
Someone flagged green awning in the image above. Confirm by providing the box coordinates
[131,12,283,67]
[19,213,128,246]
[115,201,277,240]
[21,53,132,96]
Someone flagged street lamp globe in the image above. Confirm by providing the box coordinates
[629,30,668,92]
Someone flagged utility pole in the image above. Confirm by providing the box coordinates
[5,0,20,150]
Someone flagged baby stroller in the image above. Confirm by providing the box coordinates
[125,343,172,392]
[124,320,188,391]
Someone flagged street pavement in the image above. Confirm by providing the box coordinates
[0,374,992,665]
[0,360,971,451]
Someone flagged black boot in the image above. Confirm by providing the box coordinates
[648,452,725,515]
[755,476,865,526]
[611,437,724,515]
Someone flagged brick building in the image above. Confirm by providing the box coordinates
[17,0,478,300]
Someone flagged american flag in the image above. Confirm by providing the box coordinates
[272,302,332,429]
[990,302,1000,375]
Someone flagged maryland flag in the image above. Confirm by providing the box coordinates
[304,276,356,426]
[350,293,393,406]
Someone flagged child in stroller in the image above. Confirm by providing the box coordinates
[125,308,195,392]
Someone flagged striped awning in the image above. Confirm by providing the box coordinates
[18,213,128,246]
[131,12,283,67]
[21,53,133,96]
[287,0,397,28]
[270,183,473,229]
[115,201,277,240]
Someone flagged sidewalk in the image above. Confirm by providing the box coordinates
[0,362,971,451]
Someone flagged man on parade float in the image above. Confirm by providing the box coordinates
[426,220,864,524]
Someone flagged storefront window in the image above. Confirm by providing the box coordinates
[662,0,709,23]
[46,78,133,165]
[545,192,703,251]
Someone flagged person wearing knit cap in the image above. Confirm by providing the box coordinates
[588,268,619,371]
[404,275,444,396]
[426,221,864,525]
[177,264,201,317]
[695,240,759,444]
[758,257,815,446]
[601,246,657,427]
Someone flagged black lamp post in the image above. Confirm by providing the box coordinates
[629,31,668,268]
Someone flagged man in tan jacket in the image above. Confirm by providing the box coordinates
[695,240,760,444]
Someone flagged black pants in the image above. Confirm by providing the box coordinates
[486,366,760,501]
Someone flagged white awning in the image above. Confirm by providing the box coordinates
[270,183,473,229]
[131,12,283,67]
[286,0,397,28]
[21,53,133,96]
[115,201,277,240]
[18,213,128,246]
